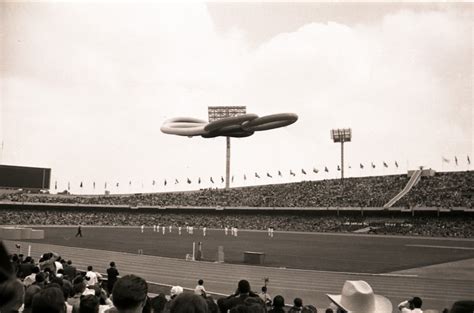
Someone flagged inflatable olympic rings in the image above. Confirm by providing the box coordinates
[202,124,254,138]
[161,113,298,137]
[160,117,208,136]
[204,114,258,132]
[241,113,298,132]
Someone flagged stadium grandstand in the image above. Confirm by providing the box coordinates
[1,171,473,313]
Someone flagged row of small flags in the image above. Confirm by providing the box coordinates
[442,155,470,166]
[54,156,470,190]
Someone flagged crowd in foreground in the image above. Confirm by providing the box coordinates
[1,171,472,208]
[1,244,473,313]
[1,208,473,238]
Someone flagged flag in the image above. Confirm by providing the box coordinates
[210,177,214,184]
[290,170,295,176]
[93,182,96,189]
[267,172,272,178]
[221,176,224,183]
[187,178,191,184]
[348,165,352,169]
[231,176,234,183]
[324,166,329,172]
[116,182,119,187]
[175,179,179,184]
[337,165,340,171]
[395,161,399,168]
[68,182,70,190]
[313,168,319,174]
[255,172,260,178]
[360,163,364,169]
[383,161,388,168]
[105,182,107,189]
[455,156,458,166]
[442,157,450,163]
[80,182,83,188]
[152,180,155,186]
[371,162,376,169]
[278,170,282,177]
[198,177,201,184]
[164,179,167,186]
[244,174,247,180]
[129,181,132,186]
[468,155,471,165]
[54,181,57,190]
[301,169,307,175]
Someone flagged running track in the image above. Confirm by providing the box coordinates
[3,229,474,312]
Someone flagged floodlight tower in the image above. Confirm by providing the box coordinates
[208,106,247,189]
[331,128,352,183]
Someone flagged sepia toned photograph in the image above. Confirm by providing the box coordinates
[0,1,472,313]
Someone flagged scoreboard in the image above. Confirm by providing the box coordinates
[0,164,51,189]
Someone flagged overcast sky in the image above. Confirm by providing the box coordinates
[0,2,472,194]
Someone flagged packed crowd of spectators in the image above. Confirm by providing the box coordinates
[398,172,473,208]
[2,245,473,313]
[1,171,472,209]
[1,208,473,238]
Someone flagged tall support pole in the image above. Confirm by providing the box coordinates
[226,137,231,189]
[341,140,344,182]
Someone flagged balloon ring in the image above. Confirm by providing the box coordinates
[242,113,298,132]
[202,124,254,138]
[204,114,258,132]
[160,117,209,136]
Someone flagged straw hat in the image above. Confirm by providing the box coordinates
[327,280,392,313]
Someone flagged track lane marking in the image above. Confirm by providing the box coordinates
[405,244,474,250]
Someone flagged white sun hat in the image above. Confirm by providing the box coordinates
[327,280,392,313]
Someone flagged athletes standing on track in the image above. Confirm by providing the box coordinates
[203,227,207,237]
[140,225,144,233]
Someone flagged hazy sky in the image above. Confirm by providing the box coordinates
[0,2,472,194]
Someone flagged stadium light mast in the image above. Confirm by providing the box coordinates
[208,106,247,189]
[331,128,352,183]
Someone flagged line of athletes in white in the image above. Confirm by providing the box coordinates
[139,225,275,237]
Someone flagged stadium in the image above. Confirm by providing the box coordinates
[1,2,473,313]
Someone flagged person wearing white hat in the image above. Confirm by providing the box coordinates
[171,286,184,299]
[327,280,392,313]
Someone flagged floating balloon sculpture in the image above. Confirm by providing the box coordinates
[161,113,298,138]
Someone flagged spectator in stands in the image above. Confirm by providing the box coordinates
[268,296,285,313]
[217,280,260,313]
[63,260,77,282]
[449,300,474,313]
[68,276,86,312]
[19,256,35,279]
[398,297,423,313]
[24,266,40,287]
[107,262,119,295]
[33,272,46,289]
[258,286,271,306]
[80,294,100,313]
[23,285,42,313]
[111,274,148,313]
[169,294,209,313]
[0,278,24,313]
[301,305,317,313]
[194,279,206,297]
[327,280,392,313]
[289,298,303,313]
[32,286,67,313]
[150,294,168,313]
[85,266,102,287]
